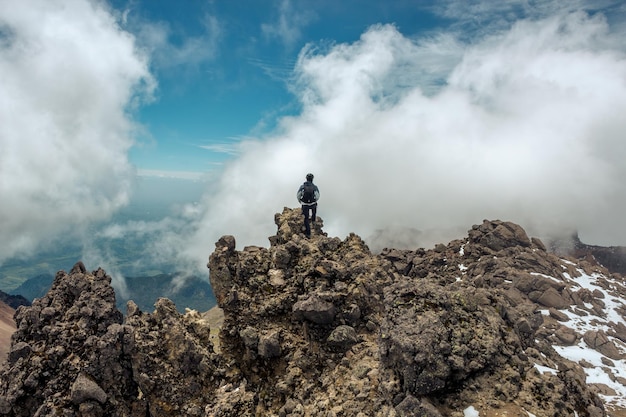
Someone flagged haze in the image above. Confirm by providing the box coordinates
[1,0,626,279]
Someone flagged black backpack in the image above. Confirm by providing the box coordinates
[302,182,316,203]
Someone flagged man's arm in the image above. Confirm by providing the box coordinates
[297,185,304,203]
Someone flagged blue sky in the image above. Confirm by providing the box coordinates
[2,0,626,279]
[119,0,447,174]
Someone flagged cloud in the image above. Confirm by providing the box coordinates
[0,0,154,262]
[137,169,207,181]
[261,0,316,50]
[246,56,298,83]
[131,12,221,72]
[197,141,241,156]
[5,0,625,287]
[168,7,626,273]
[92,199,205,276]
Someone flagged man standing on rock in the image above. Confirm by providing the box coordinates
[297,173,320,238]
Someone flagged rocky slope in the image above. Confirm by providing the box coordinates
[549,233,626,276]
[0,302,16,365]
[0,208,625,416]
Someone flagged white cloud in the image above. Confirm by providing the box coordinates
[261,0,316,50]
[0,0,154,262]
[171,8,626,272]
[5,0,625,281]
[131,12,221,71]
[197,141,241,156]
[137,169,207,181]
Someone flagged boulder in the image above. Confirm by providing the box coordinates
[292,295,336,325]
[258,331,281,358]
[583,330,623,360]
[70,373,108,405]
[537,287,569,309]
[549,308,570,322]
[555,325,578,345]
[468,220,532,252]
[327,325,358,350]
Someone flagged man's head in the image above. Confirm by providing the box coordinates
[306,173,314,182]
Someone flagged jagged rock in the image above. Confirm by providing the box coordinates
[326,325,358,350]
[395,394,441,417]
[240,326,259,348]
[0,264,140,416]
[208,235,237,306]
[125,298,218,417]
[380,278,510,396]
[257,330,281,358]
[608,322,626,343]
[70,373,108,405]
[0,212,617,416]
[583,330,623,360]
[468,219,532,252]
[207,382,255,417]
[551,232,626,275]
[536,286,569,309]
[7,342,31,363]
[549,307,570,321]
[292,295,336,324]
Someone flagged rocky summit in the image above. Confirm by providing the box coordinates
[1,208,625,417]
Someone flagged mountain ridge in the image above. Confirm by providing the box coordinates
[4,272,215,315]
[0,208,625,416]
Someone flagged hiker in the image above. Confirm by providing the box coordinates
[297,173,320,238]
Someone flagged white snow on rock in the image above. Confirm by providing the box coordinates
[545,263,626,411]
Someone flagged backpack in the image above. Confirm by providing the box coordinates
[302,182,316,203]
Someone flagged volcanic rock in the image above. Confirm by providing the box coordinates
[1,209,623,416]
[0,265,140,416]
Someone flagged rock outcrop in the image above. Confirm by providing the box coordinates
[207,214,613,416]
[1,209,625,416]
[0,262,142,416]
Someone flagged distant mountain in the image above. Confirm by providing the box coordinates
[9,274,51,303]
[572,235,626,275]
[0,290,30,310]
[8,272,215,314]
[116,273,216,313]
[0,300,16,365]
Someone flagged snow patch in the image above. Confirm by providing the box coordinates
[530,271,562,283]
[534,364,558,375]
[463,405,479,417]
[551,262,626,410]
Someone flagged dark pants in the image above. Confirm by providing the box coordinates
[302,203,317,237]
